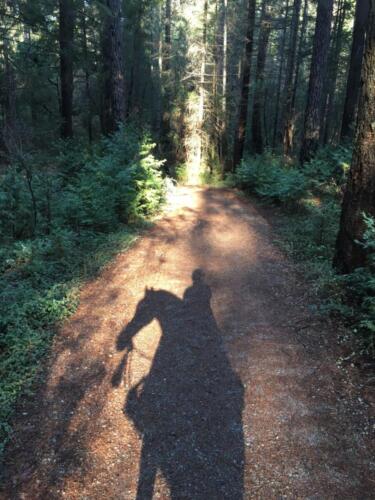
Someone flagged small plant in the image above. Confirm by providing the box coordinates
[174,163,189,184]
[302,145,352,195]
[235,152,307,206]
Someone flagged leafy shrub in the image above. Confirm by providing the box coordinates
[0,125,166,240]
[200,161,227,187]
[281,199,341,263]
[342,215,375,354]
[235,153,307,206]
[0,167,35,240]
[302,145,352,194]
[172,163,189,184]
[0,125,166,456]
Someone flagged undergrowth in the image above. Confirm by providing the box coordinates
[0,125,166,456]
[234,146,375,357]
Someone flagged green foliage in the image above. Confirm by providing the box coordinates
[0,126,166,455]
[281,199,341,263]
[0,228,137,456]
[200,160,226,187]
[235,153,307,206]
[270,192,375,356]
[174,163,189,184]
[302,145,352,194]
[341,215,375,354]
[0,126,166,238]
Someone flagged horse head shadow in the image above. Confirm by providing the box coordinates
[113,269,244,499]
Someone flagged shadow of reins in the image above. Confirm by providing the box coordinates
[111,342,153,389]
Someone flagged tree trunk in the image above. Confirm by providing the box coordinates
[153,4,163,143]
[101,0,125,135]
[59,0,75,139]
[319,0,342,140]
[300,0,334,164]
[340,0,370,140]
[197,0,208,166]
[3,36,17,142]
[222,0,228,121]
[81,2,92,143]
[1,0,18,154]
[221,0,229,163]
[282,0,302,157]
[291,0,308,111]
[272,0,290,150]
[215,0,228,163]
[232,0,257,169]
[252,1,272,155]
[323,0,349,145]
[126,7,143,118]
[334,0,375,273]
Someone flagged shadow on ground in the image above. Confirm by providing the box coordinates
[113,269,244,499]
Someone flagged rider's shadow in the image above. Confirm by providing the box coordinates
[113,269,244,499]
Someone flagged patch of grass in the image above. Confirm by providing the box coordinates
[273,198,342,299]
[0,226,138,456]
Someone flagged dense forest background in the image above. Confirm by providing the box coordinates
[0,0,374,456]
[1,0,369,177]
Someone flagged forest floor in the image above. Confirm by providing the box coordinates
[1,186,374,499]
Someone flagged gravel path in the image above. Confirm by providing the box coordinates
[1,186,374,499]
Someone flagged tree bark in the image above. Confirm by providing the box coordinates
[1,0,19,154]
[340,0,370,140]
[232,0,257,169]
[252,1,272,155]
[281,0,302,156]
[222,0,228,121]
[3,35,17,141]
[101,0,125,135]
[291,0,308,111]
[126,7,143,118]
[334,0,375,273]
[214,0,228,163]
[197,0,208,166]
[323,0,349,145]
[300,0,334,164]
[272,0,290,150]
[59,0,75,139]
[81,2,92,143]
[161,0,173,163]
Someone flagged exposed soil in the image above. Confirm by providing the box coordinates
[1,186,374,499]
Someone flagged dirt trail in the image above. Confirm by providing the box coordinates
[1,186,374,499]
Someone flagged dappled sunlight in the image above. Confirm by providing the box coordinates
[1,0,374,494]
[4,187,373,499]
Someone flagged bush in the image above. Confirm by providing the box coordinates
[235,152,307,206]
[342,215,375,354]
[302,145,352,194]
[0,125,166,456]
[0,125,166,240]
[281,199,341,263]
[173,163,189,184]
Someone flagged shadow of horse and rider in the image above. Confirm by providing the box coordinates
[112,269,245,499]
